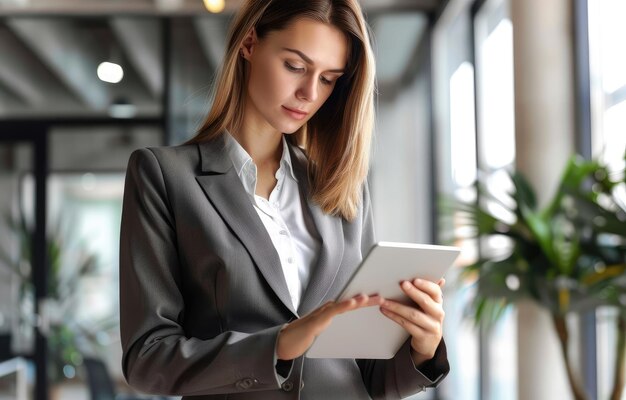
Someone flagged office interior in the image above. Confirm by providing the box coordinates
[0,0,624,399]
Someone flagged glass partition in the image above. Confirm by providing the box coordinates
[0,140,36,399]
[46,125,162,399]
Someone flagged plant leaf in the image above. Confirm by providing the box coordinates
[511,172,537,211]
[519,204,557,268]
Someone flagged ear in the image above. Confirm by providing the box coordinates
[240,27,257,60]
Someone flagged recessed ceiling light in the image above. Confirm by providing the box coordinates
[203,0,225,13]
[97,62,124,84]
[109,98,136,119]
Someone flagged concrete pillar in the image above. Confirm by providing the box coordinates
[511,0,577,399]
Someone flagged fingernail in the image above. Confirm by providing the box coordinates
[402,281,412,289]
[414,278,422,285]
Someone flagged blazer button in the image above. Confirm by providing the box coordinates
[235,378,256,390]
[281,381,294,392]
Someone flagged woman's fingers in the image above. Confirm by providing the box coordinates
[336,294,384,310]
[380,306,440,361]
[392,281,442,321]
[379,280,446,364]
[277,293,384,360]
[378,279,446,334]
[379,306,429,338]
[410,279,443,303]
[315,294,383,325]
[380,299,440,332]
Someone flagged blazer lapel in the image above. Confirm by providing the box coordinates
[288,143,345,316]
[195,138,298,316]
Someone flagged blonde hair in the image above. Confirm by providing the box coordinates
[185,0,376,221]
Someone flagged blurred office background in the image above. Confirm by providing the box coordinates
[0,0,623,399]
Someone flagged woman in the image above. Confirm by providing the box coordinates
[119,0,449,398]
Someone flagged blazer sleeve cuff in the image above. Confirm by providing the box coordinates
[237,324,293,389]
[409,339,449,385]
[393,338,450,396]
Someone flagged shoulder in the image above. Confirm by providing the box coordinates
[127,143,200,174]
[123,143,203,206]
[143,143,199,163]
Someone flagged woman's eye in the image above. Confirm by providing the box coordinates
[285,61,333,85]
[284,62,303,72]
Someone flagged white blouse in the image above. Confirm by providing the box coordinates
[223,131,321,311]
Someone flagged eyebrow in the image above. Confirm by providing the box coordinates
[281,47,345,73]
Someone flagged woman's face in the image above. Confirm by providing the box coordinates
[241,18,349,136]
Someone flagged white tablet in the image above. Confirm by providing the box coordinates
[305,241,460,359]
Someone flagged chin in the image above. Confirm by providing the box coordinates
[275,121,306,135]
[282,126,301,134]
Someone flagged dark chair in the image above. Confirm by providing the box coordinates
[0,334,11,362]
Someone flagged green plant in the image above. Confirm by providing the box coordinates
[0,209,115,384]
[449,154,626,400]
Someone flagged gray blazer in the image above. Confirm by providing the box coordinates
[119,136,449,400]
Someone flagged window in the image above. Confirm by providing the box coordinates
[433,1,480,398]
[474,0,517,398]
[588,1,626,399]
[433,0,518,398]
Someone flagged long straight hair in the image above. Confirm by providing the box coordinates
[185,0,376,221]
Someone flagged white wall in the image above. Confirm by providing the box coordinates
[371,70,432,244]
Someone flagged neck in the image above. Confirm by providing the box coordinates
[232,93,289,166]
[230,129,282,166]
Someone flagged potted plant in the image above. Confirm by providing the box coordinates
[0,209,117,390]
[449,154,626,400]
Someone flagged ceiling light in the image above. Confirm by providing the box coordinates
[203,0,225,13]
[97,62,124,84]
[155,0,184,10]
[109,98,136,119]
[109,104,136,119]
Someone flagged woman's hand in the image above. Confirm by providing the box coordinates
[276,294,384,360]
[379,278,445,367]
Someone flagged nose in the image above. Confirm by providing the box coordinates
[296,75,319,103]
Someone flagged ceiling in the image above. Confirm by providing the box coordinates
[0,0,442,15]
[0,0,444,119]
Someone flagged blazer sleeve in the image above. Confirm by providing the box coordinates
[356,180,451,399]
[119,148,286,396]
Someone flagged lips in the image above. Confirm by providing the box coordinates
[282,105,309,120]
[284,106,308,114]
